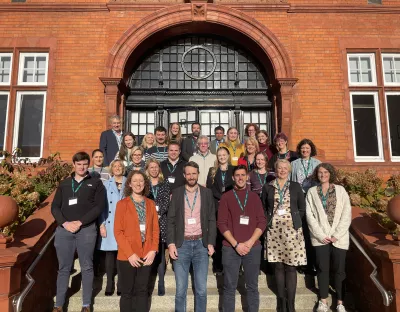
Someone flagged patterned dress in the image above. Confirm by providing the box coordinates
[266,182,307,266]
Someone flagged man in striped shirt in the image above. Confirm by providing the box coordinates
[145,126,168,162]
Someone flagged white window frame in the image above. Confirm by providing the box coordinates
[347,53,377,86]
[0,91,10,157]
[349,91,384,162]
[385,92,400,162]
[0,53,13,86]
[12,91,47,160]
[18,52,49,86]
[382,53,400,86]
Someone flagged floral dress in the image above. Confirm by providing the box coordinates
[266,181,307,266]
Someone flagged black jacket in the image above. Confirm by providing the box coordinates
[261,181,305,230]
[206,165,235,208]
[51,173,106,227]
[167,185,216,248]
[268,150,298,170]
[181,135,198,161]
[160,158,187,191]
[99,129,121,166]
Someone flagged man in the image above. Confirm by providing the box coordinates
[167,161,216,312]
[181,122,201,161]
[145,126,168,162]
[210,126,225,154]
[189,135,216,186]
[51,152,106,312]
[217,165,267,312]
[161,142,186,190]
[99,115,123,166]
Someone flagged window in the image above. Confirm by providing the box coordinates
[199,110,230,140]
[382,54,400,86]
[13,92,46,158]
[18,53,49,85]
[243,111,272,138]
[347,54,377,86]
[0,53,12,85]
[169,110,197,136]
[130,111,155,144]
[368,0,382,4]
[0,92,10,151]
[385,93,400,161]
[350,92,383,161]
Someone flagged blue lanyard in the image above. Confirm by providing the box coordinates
[319,186,329,210]
[184,187,199,213]
[200,151,209,160]
[167,162,177,173]
[275,180,289,206]
[301,158,312,177]
[151,184,158,200]
[71,179,84,196]
[233,189,248,212]
[221,169,226,186]
[192,137,197,151]
[157,146,167,157]
[278,150,290,160]
[256,170,267,186]
[247,157,254,170]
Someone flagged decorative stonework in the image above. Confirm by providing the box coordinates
[111,0,183,3]
[192,3,207,20]
[99,77,123,86]
[277,78,298,87]
[215,0,287,3]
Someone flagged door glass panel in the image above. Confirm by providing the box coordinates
[220,112,229,123]
[131,112,139,123]
[386,95,400,157]
[170,112,178,123]
[243,112,251,123]
[200,112,209,123]
[188,111,196,122]
[0,94,8,150]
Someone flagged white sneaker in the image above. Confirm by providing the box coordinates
[337,304,347,312]
[316,300,329,312]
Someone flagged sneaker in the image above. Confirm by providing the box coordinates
[52,308,63,312]
[316,300,329,312]
[337,304,347,312]
[81,306,90,312]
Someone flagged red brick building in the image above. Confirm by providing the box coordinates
[0,0,399,173]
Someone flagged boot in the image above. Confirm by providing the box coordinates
[287,299,296,312]
[277,297,288,312]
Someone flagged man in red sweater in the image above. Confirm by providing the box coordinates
[217,165,267,312]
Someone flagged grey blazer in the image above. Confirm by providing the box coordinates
[210,139,224,154]
[167,185,216,248]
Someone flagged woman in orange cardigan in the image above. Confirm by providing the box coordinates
[114,170,159,312]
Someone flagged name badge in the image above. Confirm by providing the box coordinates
[140,224,146,232]
[156,205,159,212]
[193,152,197,156]
[69,197,78,205]
[168,176,176,183]
[232,157,239,161]
[221,186,225,193]
[277,209,286,216]
[240,215,249,225]
[188,218,197,225]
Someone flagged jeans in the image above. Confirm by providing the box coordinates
[118,260,151,312]
[156,242,166,288]
[54,223,97,307]
[174,239,209,312]
[315,244,347,300]
[222,244,261,312]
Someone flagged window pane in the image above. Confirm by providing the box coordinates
[35,70,46,83]
[387,95,400,157]
[385,72,395,83]
[131,112,138,123]
[349,58,358,70]
[147,112,154,124]
[131,124,138,135]
[1,57,11,71]
[350,72,359,83]
[383,58,393,71]
[17,94,44,157]
[36,57,47,70]
[360,57,371,71]
[200,113,209,123]
[24,57,34,69]
[243,112,250,123]
[251,112,259,123]
[139,124,147,135]
[352,94,379,157]
[395,58,400,70]
[0,94,8,150]
[362,71,372,82]
[23,70,34,82]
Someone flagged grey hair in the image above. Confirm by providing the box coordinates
[197,135,209,145]
[109,114,121,122]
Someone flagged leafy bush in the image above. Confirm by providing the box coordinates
[337,168,400,234]
[0,149,73,236]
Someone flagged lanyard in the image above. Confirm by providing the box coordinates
[157,146,167,157]
[301,158,312,177]
[167,162,177,173]
[192,137,197,151]
[221,169,226,186]
[92,166,103,174]
[247,157,254,170]
[278,150,290,160]
[233,189,248,212]
[71,178,84,196]
[200,151,209,160]
[228,141,237,154]
[130,196,146,219]
[319,186,329,210]
[256,170,267,186]
[113,131,122,148]
[184,187,199,213]
[275,180,289,206]
[151,184,158,200]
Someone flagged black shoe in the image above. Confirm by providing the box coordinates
[277,297,288,312]
[287,299,295,312]
[158,284,165,296]
[105,291,113,296]
[117,291,121,296]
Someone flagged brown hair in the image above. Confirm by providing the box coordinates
[256,130,270,145]
[244,123,260,137]
[168,122,183,144]
[313,163,337,184]
[124,170,150,197]
[118,132,136,161]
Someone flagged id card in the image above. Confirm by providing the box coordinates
[221,186,225,193]
[232,156,239,161]
[156,205,159,212]
[277,209,286,216]
[69,197,78,205]
[140,224,146,232]
[168,176,176,183]
[188,218,197,225]
[240,215,249,225]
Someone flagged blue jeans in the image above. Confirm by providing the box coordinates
[54,223,97,307]
[174,239,209,312]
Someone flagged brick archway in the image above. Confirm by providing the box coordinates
[100,3,298,136]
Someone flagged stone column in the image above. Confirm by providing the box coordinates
[99,77,127,129]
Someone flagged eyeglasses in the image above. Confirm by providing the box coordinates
[199,143,209,146]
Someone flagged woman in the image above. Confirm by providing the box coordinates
[291,139,321,194]
[168,122,183,145]
[248,151,274,196]
[243,123,259,142]
[306,163,352,312]
[141,133,155,153]
[219,127,245,166]
[206,146,234,274]
[114,170,159,312]
[261,159,306,312]
[116,132,136,167]
[238,137,259,172]
[268,132,298,170]
[256,130,275,161]
[98,159,126,296]
[89,149,110,181]
[125,146,145,176]
[145,159,170,296]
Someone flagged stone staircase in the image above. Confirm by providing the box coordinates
[62,258,357,312]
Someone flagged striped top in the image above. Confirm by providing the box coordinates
[145,145,168,163]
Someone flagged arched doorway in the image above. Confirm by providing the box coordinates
[100,3,298,140]
[126,35,273,142]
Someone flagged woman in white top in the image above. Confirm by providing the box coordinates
[306,163,352,312]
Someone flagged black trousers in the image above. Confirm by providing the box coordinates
[274,262,297,301]
[105,251,118,291]
[156,242,166,287]
[118,260,151,312]
[314,244,347,300]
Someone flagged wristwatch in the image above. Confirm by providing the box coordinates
[234,242,239,249]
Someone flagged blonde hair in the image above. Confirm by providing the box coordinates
[168,122,183,144]
[244,137,260,156]
[129,146,144,162]
[145,158,164,182]
[141,133,155,149]
[226,127,241,146]
[209,146,231,184]
[274,158,292,172]
[109,159,126,177]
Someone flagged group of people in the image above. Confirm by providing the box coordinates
[51,114,352,312]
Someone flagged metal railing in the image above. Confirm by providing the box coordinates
[13,232,56,312]
[350,233,393,306]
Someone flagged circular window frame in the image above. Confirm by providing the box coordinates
[181,45,217,80]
